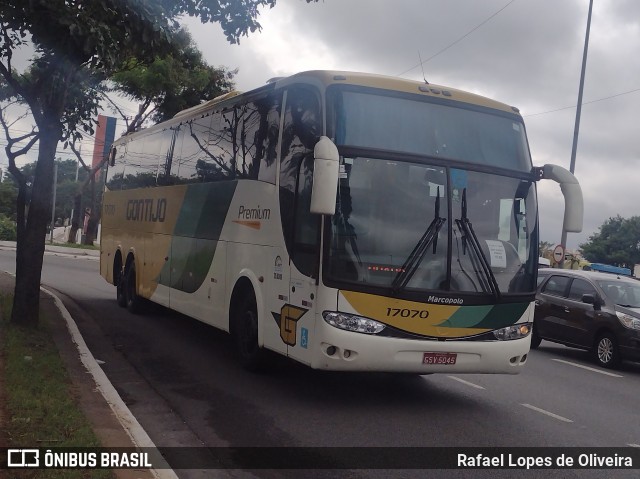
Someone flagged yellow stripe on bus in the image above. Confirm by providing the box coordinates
[340,291,490,338]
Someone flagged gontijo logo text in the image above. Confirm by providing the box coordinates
[126,198,167,222]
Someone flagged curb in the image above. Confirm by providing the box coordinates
[40,285,179,479]
[0,241,100,258]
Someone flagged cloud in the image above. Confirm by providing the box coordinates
[4,0,637,255]
[183,0,640,252]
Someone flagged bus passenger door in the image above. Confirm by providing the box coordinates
[286,157,320,365]
[277,85,322,365]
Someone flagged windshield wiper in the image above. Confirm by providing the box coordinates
[392,187,446,294]
[454,189,501,299]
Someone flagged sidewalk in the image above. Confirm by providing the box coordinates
[0,272,158,479]
[0,240,100,258]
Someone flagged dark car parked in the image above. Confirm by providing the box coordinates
[533,269,640,368]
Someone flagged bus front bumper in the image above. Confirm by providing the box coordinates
[309,319,531,374]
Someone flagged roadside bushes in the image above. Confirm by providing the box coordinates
[0,214,17,241]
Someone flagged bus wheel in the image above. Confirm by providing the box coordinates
[234,293,267,372]
[124,261,143,314]
[115,261,126,308]
[116,279,126,307]
[592,332,621,369]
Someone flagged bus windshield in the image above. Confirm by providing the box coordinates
[329,87,532,172]
[325,159,538,296]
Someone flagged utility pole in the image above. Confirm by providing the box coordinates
[560,0,593,266]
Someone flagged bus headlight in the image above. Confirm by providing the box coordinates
[323,312,386,334]
[616,312,640,330]
[493,323,531,341]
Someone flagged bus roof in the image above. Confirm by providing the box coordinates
[115,70,521,145]
[277,70,520,114]
[173,70,520,120]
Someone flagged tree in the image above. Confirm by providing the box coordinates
[580,215,640,267]
[539,240,554,260]
[1,159,88,226]
[0,0,294,326]
[109,28,235,133]
[0,180,18,220]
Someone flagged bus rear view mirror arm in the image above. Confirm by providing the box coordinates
[310,136,340,215]
[535,164,584,233]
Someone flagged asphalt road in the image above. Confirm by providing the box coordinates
[1,249,639,479]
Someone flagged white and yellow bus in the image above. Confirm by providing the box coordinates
[100,70,583,374]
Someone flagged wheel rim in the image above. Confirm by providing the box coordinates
[597,337,613,364]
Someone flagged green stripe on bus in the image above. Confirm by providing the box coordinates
[436,305,493,328]
[173,181,238,238]
[159,181,238,292]
[474,302,529,329]
[435,302,528,329]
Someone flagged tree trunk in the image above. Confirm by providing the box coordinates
[83,176,96,245]
[67,193,82,243]
[11,125,58,326]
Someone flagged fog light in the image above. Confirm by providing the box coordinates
[326,346,337,356]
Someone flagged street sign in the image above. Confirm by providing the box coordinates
[553,245,565,263]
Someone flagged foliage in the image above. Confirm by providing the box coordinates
[0,181,17,220]
[579,215,640,267]
[0,0,308,325]
[539,240,554,259]
[0,214,17,240]
[111,28,235,130]
[0,293,113,478]
[2,159,92,225]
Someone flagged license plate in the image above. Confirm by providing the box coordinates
[423,352,457,365]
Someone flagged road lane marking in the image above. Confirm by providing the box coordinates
[447,376,485,390]
[629,444,640,447]
[521,403,573,423]
[551,359,623,378]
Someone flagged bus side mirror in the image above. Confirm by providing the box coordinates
[310,136,339,215]
[540,164,583,232]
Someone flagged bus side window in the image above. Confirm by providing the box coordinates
[255,93,281,184]
[106,144,126,190]
[176,115,214,183]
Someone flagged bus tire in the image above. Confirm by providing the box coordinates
[116,279,126,308]
[233,292,267,372]
[124,260,143,314]
[115,257,126,308]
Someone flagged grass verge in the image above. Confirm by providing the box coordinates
[0,293,113,479]
[51,242,100,251]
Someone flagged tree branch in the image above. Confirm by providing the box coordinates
[0,107,39,184]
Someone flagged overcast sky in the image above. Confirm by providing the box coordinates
[2,0,637,251]
[179,0,640,251]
